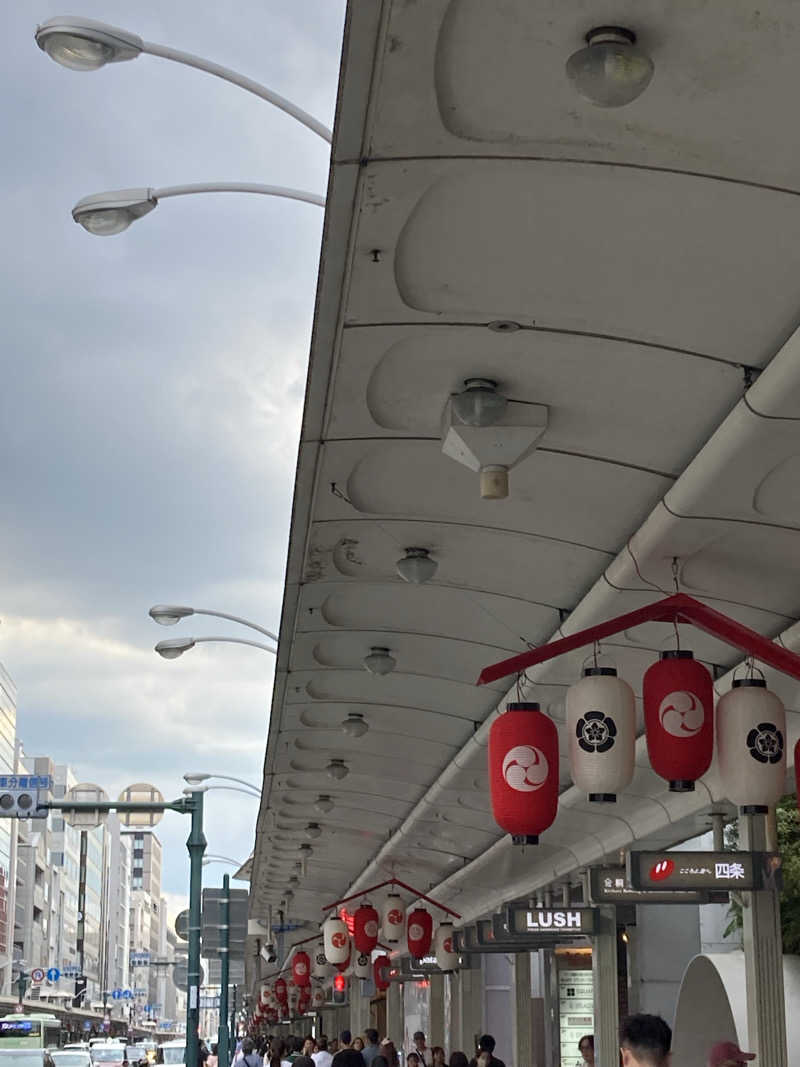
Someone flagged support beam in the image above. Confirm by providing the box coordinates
[453,960,482,1056]
[386,981,403,1046]
[592,906,619,1067]
[350,979,371,1039]
[740,812,787,1066]
[512,953,533,1067]
[429,974,444,1049]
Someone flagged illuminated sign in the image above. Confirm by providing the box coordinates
[628,851,782,892]
[589,865,725,905]
[509,907,596,936]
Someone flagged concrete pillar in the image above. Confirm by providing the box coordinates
[452,960,482,1057]
[386,981,403,1045]
[429,974,444,1049]
[511,953,533,1067]
[740,812,788,1066]
[592,906,619,1067]
[350,980,371,1040]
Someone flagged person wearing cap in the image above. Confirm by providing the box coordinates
[707,1041,755,1067]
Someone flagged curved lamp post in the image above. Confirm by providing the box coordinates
[182,784,260,800]
[35,16,332,143]
[151,605,278,644]
[184,772,261,793]
[72,183,325,236]
[203,854,247,868]
[155,635,276,659]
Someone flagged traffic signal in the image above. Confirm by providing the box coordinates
[0,787,47,819]
[332,974,347,1005]
[72,975,87,1008]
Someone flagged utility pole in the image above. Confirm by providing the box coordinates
[185,790,205,1067]
[218,875,230,1067]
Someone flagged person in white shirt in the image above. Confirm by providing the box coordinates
[312,1038,334,1067]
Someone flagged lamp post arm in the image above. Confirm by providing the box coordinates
[202,786,261,799]
[193,636,277,655]
[141,41,332,144]
[187,609,280,644]
[200,773,261,792]
[153,183,325,210]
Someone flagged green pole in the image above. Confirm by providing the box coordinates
[17,971,26,1005]
[186,791,206,1067]
[218,875,230,1067]
[230,985,237,1062]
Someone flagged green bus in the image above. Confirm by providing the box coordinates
[0,1015,62,1050]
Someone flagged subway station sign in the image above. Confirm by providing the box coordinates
[628,851,782,892]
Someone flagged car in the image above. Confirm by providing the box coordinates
[0,1051,56,1067]
[52,1052,92,1067]
[157,1042,184,1067]
[62,1049,90,1054]
[124,1049,148,1067]
[89,1048,126,1066]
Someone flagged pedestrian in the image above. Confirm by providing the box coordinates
[468,1036,505,1067]
[293,1058,315,1067]
[331,1031,365,1067]
[237,1039,263,1067]
[431,1049,446,1067]
[707,1041,755,1067]
[409,1033,429,1067]
[268,1040,292,1067]
[361,1031,381,1067]
[353,1040,364,1054]
[312,1039,333,1067]
[207,1044,219,1067]
[620,1014,672,1067]
[407,1055,421,1067]
[577,1035,594,1066]
[379,1040,398,1067]
[449,1055,469,1067]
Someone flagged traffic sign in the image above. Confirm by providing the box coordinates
[122,990,133,1000]
[117,784,164,828]
[46,968,60,982]
[111,989,122,1000]
[30,969,44,984]
[174,910,190,941]
[63,784,109,829]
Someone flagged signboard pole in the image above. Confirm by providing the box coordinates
[218,875,230,1067]
[591,906,619,1067]
[185,790,206,1067]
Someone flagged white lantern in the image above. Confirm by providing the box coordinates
[381,892,405,943]
[566,666,635,801]
[434,921,459,970]
[259,984,271,1005]
[288,986,300,1011]
[323,915,350,964]
[311,941,332,979]
[353,952,371,979]
[312,985,326,1008]
[717,678,786,813]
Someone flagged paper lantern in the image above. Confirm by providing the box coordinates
[717,678,786,813]
[292,950,311,988]
[353,903,380,953]
[643,651,714,791]
[289,986,300,1010]
[274,977,287,1005]
[407,907,433,957]
[567,667,635,802]
[312,942,331,979]
[336,942,352,974]
[373,953,391,992]
[312,986,326,1008]
[435,921,459,970]
[488,702,559,844]
[381,892,405,942]
[323,915,350,963]
[298,991,311,1014]
[796,739,800,815]
[353,952,371,979]
[259,984,271,1005]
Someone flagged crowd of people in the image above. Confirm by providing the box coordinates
[230,1012,757,1067]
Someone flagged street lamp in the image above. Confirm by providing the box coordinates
[34,16,333,143]
[155,636,276,659]
[182,785,259,800]
[184,772,260,792]
[202,855,247,868]
[72,183,325,236]
[151,606,278,643]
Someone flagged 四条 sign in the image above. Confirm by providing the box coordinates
[628,851,782,892]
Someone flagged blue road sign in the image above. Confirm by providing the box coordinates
[111,989,122,1000]
[83,1022,91,1032]
[122,990,133,1000]
[46,968,60,982]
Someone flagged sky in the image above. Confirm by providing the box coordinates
[1,0,346,915]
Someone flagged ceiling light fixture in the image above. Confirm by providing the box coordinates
[326,759,349,781]
[298,843,313,857]
[315,795,334,813]
[341,712,369,738]
[566,27,654,108]
[305,822,322,840]
[395,547,437,584]
[451,378,507,427]
[363,647,396,675]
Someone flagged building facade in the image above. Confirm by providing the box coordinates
[125,832,163,1017]
[0,664,17,996]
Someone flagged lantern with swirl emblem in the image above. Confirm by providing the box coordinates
[353,902,380,953]
[323,915,350,964]
[292,950,311,988]
[435,921,459,970]
[259,983,271,1006]
[567,666,635,802]
[717,677,786,813]
[312,985,326,1009]
[381,892,405,943]
[373,954,391,992]
[643,650,714,791]
[407,907,433,958]
[488,702,559,844]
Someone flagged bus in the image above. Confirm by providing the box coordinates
[0,1015,62,1050]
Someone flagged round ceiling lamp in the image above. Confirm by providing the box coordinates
[315,794,335,813]
[341,712,369,738]
[298,843,313,858]
[364,647,396,675]
[451,378,507,427]
[396,547,437,584]
[566,27,654,108]
[326,759,349,781]
[305,822,322,839]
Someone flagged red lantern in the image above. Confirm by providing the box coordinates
[292,950,311,988]
[488,702,559,844]
[274,977,287,1005]
[353,903,380,953]
[796,739,800,814]
[407,907,433,957]
[643,650,713,791]
[373,954,391,992]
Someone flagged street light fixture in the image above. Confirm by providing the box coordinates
[151,605,279,643]
[34,16,333,142]
[155,635,276,659]
[184,772,260,792]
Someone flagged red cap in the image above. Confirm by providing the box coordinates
[709,1041,755,1066]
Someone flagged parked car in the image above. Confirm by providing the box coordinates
[0,1051,56,1067]
[89,1047,126,1066]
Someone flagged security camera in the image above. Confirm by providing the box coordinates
[260,943,277,964]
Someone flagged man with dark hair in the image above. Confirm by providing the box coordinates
[361,1031,380,1067]
[468,1035,505,1067]
[408,1033,429,1067]
[332,1031,365,1067]
[620,1014,672,1067]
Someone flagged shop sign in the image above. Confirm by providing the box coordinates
[627,851,781,892]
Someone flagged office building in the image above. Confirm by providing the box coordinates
[0,664,17,996]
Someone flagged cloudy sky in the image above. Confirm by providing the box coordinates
[2,1,345,913]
